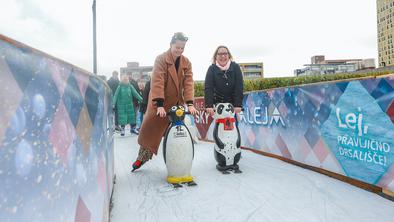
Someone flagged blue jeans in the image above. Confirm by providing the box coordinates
[136,110,144,129]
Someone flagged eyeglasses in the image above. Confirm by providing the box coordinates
[217,52,229,56]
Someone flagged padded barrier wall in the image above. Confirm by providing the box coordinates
[0,35,114,222]
[194,75,394,194]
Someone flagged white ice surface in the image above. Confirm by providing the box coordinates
[110,134,394,222]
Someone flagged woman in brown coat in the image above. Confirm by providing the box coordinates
[132,32,197,172]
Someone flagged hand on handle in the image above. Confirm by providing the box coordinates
[234,107,243,114]
[187,105,197,115]
[157,107,166,117]
[205,107,215,117]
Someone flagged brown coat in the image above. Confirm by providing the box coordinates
[138,50,194,154]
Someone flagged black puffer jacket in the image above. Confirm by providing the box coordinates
[107,77,119,96]
[140,80,151,113]
[204,61,244,108]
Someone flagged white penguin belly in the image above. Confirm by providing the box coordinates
[215,128,240,166]
[164,125,194,177]
[184,114,198,143]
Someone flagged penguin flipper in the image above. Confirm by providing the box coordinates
[213,123,225,149]
[236,125,241,148]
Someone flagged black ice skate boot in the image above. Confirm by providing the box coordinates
[120,126,125,136]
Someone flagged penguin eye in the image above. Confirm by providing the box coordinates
[217,104,224,114]
[171,106,177,111]
[180,106,185,111]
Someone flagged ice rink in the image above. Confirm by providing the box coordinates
[110,134,394,222]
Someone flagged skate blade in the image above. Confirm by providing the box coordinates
[183,181,197,186]
[172,183,183,188]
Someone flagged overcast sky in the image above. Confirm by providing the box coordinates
[1,0,378,80]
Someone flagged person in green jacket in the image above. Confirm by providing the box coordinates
[113,73,143,136]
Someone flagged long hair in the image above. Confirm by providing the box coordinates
[211,45,233,64]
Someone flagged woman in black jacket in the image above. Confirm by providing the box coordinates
[139,79,150,115]
[204,45,244,116]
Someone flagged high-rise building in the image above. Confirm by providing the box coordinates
[377,0,394,67]
[238,62,264,79]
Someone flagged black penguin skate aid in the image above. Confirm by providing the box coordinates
[163,105,197,187]
[213,103,242,174]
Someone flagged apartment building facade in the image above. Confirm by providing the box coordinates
[238,62,264,79]
[120,62,152,82]
[377,0,394,67]
[295,55,375,76]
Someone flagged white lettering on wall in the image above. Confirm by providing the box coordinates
[336,107,368,136]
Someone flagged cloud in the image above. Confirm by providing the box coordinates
[1,0,67,48]
[232,45,274,62]
[1,0,379,81]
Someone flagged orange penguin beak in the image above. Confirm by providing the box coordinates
[176,109,184,117]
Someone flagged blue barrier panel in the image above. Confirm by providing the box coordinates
[197,75,394,194]
[236,76,394,193]
[0,35,114,222]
